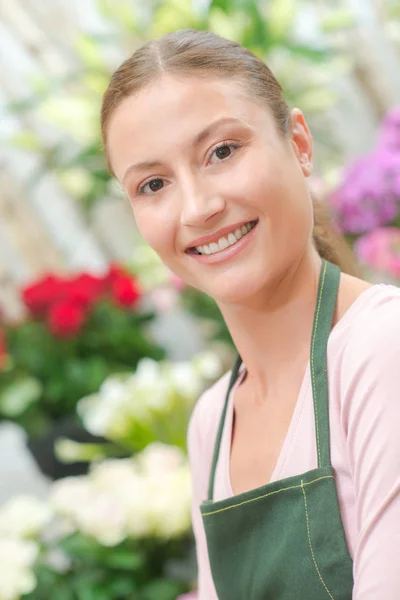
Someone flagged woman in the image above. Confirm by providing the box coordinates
[101,29,400,599]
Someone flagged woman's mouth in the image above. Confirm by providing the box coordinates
[187,220,258,256]
[186,219,259,265]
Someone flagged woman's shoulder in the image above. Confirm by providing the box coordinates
[331,281,400,373]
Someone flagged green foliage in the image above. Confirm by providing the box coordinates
[1,302,165,437]
[25,534,191,600]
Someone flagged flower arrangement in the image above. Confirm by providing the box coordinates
[57,351,222,458]
[0,264,165,440]
[0,444,196,600]
[0,348,222,598]
[329,106,400,281]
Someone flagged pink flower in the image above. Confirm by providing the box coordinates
[355,227,400,280]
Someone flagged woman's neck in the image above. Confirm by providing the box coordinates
[218,250,322,400]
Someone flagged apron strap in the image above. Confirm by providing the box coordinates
[208,353,242,500]
[207,259,340,499]
[310,259,340,468]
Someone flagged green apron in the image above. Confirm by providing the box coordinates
[200,260,354,599]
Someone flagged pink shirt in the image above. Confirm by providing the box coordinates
[188,283,400,599]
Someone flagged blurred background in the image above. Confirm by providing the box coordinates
[0,1,399,599]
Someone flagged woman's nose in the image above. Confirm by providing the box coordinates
[180,178,226,228]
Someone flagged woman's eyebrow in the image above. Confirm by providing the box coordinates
[193,116,250,146]
[122,160,163,185]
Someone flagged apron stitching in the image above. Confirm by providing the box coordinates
[311,260,327,466]
[202,475,333,517]
[301,480,335,600]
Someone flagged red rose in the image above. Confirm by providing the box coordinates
[111,276,141,308]
[22,275,67,316]
[103,264,127,286]
[103,264,141,308]
[48,301,86,338]
[68,273,105,309]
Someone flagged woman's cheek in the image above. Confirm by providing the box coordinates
[132,205,173,259]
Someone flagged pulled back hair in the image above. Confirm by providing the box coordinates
[101,29,357,274]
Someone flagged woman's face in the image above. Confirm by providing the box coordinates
[107,74,314,305]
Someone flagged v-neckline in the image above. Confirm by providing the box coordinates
[214,281,384,501]
[222,363,311,497]
[220,282,383,498]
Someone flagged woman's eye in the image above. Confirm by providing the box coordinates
[215,145,232,159]
[139,178,164,195]
[209,143,238,164]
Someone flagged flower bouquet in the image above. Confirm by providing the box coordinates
[0,264,165,478]
[0,444,196,600]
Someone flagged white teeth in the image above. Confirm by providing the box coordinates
[234,228,243,240]
[218,237,229,250]
[194,221,256,255]
[209,242,219,253]
[228,233,237,245]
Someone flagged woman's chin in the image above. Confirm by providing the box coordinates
[205,276,266,307]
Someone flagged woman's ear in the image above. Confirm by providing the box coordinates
[290,108,313,177]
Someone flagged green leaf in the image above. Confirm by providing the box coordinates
[267,0,296,41]
[0,376,42,417]
[75,35,107,70]
[283,42,331,62]
[104,576,137,596]
[142,579,184,600]
[103,549,144,571]
[8,131,42,151]
[98,0,139,31]
[321,9,356,32]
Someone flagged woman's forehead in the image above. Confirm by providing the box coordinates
[106,75,272,179]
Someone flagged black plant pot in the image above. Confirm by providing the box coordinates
[26,416,111,480]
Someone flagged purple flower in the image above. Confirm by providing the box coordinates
[376,106,400,153]
[329,106,400,235]
[355,227,400,280]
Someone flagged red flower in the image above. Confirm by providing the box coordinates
[22,275,67,316]
[104,264,141,308]
[48,301,86,338]
[68,273,105,309]
[111,276,141,307]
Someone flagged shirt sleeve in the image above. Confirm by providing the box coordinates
[187,395,219,600]
[341,299,400,599]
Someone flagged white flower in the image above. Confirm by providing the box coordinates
[169,362,201,398]
[0,496,52,539]
[73,492,127,547]
[77,393,116,436]
[0,538,38,599]
[118,478,154,538]
[193,352,222,380]
[146,468,192,538]
[50,473,128,547]
[134,360,172,412]
[136,443,186,476]
[50,476,93,519]
[135,359,162,385]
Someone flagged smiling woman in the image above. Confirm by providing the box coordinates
[100,29,400,600]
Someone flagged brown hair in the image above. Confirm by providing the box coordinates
[101,29,356,274]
